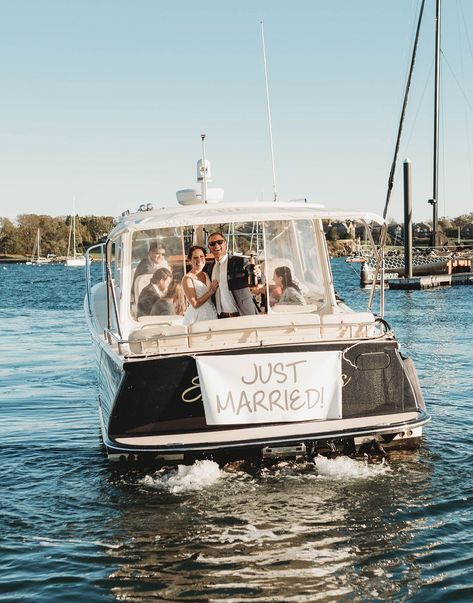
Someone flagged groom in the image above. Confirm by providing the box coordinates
[206,232,261,318]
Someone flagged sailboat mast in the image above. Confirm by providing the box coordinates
[430,0,441,247]
[66,217,72,258]
[73,213,76,259]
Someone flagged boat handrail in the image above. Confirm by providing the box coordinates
[116,315,390,357]
[85,242,105,313]
[103,326,128,346]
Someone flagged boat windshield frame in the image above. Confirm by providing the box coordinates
[85,205,387,342]
[127,216,334,322]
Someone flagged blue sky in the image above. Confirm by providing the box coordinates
[1,0,472,222]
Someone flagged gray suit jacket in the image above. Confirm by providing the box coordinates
[137,283,161,318]
[207,255,259,316]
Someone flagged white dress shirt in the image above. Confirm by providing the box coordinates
[212,254,239,314]
[152,283,164,298]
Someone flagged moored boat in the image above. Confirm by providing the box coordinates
[84,159,429,464]
[65,212,87,267]
[26,228,53,265]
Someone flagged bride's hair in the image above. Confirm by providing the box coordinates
[187,245,207,260]
[166,280,187,315]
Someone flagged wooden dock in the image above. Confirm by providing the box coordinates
[389,271,473,290]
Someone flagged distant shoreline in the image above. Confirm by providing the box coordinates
[0,257,27,264]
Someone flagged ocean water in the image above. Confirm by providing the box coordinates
[0,260,472,602]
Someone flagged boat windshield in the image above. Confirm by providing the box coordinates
[130,219,327,320]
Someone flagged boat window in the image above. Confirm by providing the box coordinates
[203,222,263,257]
[110,239,121,283]
[131,227,187,320]
[263,219,326,312]
[129,219,326,321]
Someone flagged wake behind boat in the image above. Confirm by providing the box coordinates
[84,154,429,464]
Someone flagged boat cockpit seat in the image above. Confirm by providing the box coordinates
[134,273,154,306]
[129,323,188,355]
[320,312,376,339]
[271,303,319,314]
[188,313,321,349]
[137,315,183,324]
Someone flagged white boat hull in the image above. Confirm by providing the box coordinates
[86,304,429,463]
[65,256,87,267]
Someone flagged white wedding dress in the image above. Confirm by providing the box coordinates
[182,275,218,325]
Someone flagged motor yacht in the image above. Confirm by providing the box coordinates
[84,158,429,463]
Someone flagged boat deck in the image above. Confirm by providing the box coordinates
[389,271,473,289]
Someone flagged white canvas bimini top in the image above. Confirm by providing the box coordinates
[109,201,384,238]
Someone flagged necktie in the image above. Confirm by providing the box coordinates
[214,261,222,314]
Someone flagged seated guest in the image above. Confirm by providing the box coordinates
[137,267,172,318]
[268,283,283,307]
[132,243,170,300]
[273,266,305,305]
[151,280,187,316]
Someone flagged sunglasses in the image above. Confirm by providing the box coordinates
[208,240,225,247]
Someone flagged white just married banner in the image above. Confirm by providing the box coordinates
[196,351,342,425]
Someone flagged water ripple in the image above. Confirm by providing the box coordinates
[1,260,472,602]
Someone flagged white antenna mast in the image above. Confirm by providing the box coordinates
[201,133,208,204]
[261,21,277,202]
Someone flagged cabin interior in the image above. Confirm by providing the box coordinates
[90,217,379,356]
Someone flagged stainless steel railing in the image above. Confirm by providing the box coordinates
[85,242,105,314]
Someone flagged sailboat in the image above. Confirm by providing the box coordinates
[355,0,472,288]
[26,228,52,265]
[65,213,87,267]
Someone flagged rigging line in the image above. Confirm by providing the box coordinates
[441,51,473,114]
[261,21,277,202]
[398,0,424,109]
[391,0,423,128]
[404,58,434,151]
[382,0,426,220]
[458,0,473,66]
[456,0,473,202]
[369,0,426,309]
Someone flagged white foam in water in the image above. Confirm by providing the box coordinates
[31,536,122,550]
[314,455,391,479]
[141,459,223,494]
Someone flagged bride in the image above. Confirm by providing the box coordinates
[181,245,219,325]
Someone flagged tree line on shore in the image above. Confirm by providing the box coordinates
[1,211,472,258]
[0,214,115,257]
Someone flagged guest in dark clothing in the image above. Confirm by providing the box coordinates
[150,280,187,316]
[205,232,262,317]
[132,243,170,301]
[137,267,172,318]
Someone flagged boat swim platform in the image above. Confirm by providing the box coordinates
[388,271,473,290]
